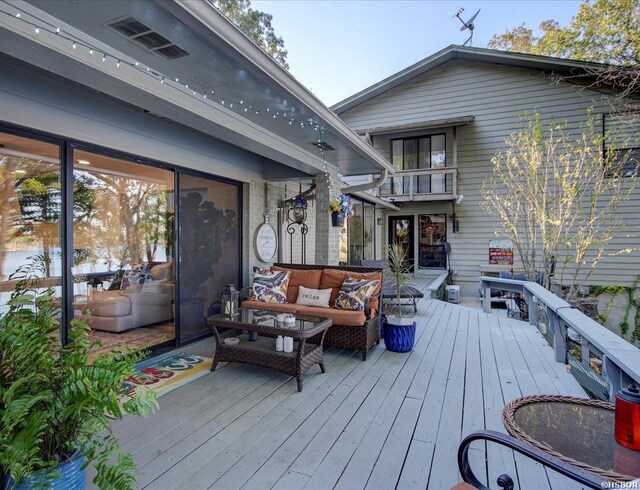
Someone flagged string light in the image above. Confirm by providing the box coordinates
[3,7,327,141]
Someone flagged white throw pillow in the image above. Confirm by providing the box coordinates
[296,285,332,308]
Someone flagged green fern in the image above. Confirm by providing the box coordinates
[0,255,158,488]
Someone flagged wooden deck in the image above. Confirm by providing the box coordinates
[102,281,587,490]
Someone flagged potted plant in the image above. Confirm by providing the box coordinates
[382,243,416,352]
[327,194,354,227]
[0,256,158,489]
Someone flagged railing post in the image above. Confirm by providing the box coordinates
[604,356,633,402]
[523,290,537,326]
[581,343,591,370]
[481,279,491,313]
[452,170,457,196]
[547,306,566,363]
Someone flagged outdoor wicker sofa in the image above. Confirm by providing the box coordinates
[240,263,383,360]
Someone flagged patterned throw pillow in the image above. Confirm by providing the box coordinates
[119,265,152,294]
[334,277,379,311]
[252,267,290,304]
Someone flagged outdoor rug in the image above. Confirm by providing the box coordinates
[117,352,213,409]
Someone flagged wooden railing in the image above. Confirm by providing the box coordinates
[379,167,458,201]
[479,276,640,401]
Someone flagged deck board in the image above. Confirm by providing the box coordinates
[95,296,588,490]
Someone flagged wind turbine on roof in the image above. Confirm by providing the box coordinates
[453,8,481,47]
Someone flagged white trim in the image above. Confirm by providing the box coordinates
[173,0,395,175]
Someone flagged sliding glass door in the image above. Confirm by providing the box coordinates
[177,172,241,343]
[72,150,175,354]
[0,131,62,316]
[0,124,244,352]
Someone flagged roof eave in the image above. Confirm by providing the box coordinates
[170,0,395,175]
[332,45,609,115]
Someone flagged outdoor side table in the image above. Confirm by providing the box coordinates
[382,285,424,314]
[207,308,332,392]
[502,395,640,482]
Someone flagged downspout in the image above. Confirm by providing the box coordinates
[340,168,388,194]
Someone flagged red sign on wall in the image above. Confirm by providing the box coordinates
[489,239,514,265]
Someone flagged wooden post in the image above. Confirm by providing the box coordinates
[604,356,634,402]
[547,306,566,363]
[523,290,537,325]
[482,279,491,313]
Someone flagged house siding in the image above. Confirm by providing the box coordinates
[340,60,640,297]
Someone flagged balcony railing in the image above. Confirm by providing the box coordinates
[379,167,458,201]
[480,276,640,401]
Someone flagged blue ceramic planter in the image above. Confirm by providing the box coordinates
[382,316,416,352]
[4,452,86,490]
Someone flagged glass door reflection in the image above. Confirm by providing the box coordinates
[177,173,241,343]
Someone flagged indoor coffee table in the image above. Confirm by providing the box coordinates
[207,308,332,392]
[502,394,640,482]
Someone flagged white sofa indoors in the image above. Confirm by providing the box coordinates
[79,262,173,333]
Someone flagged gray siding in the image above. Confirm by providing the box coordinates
[340,60,640,297]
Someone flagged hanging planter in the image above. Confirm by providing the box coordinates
[327,194,353,227]
[331,211,345,227]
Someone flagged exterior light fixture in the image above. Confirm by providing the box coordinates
[283,184,309,263]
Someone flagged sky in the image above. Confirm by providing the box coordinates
[253,0,582,106]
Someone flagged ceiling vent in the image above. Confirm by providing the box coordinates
[107,17,189,60]
[310,141,335,151]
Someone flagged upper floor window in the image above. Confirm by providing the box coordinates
[381,134,447,195]
[604,112,640,177]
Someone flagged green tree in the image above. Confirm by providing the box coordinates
[214,0,288,69]
[488,0,640,97]
[488,0,639,64]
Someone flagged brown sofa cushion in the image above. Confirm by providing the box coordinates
[296,306,366,327]
[271,266,322,304]
[319,269,382,309]
[240,300,300,314]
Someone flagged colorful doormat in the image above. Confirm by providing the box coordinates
[118,352,213,407]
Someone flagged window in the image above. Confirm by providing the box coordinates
[347,198,375,265]
[604,113,640,177]
[0,131,62,316]
[72,150,175,349]
[383,134,448,195]
[418,214,447,269]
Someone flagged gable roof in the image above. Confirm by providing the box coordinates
[331,45,605,115]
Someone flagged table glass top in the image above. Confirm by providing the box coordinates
[514,401,640,477]
[208,308,327,332]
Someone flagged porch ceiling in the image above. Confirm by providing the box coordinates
[2,0,393,178]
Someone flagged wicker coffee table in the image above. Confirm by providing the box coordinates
[207,308,332,392]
